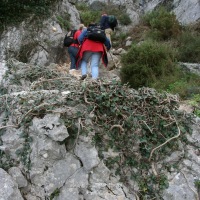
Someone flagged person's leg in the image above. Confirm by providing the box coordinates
[68,46,74,70]
[68,46,78,70]
[90,52,102,79]
[80,60,87,76]
[72,47,79,69]
[80,51,93,79]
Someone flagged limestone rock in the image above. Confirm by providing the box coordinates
[8,167,28,188]
[0,168,24,200]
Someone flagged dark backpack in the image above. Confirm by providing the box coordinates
[87,25,106,43]
[63,29,78,47]
[108,15,118,29]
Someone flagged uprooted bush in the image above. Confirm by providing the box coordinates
[120,40,178,89]
[0,59,195,199]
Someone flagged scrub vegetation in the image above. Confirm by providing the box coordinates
[120,7,200,116]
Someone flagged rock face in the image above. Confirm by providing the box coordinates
[173,0,200,24]
[0,0,81,69]
[179,63,200,76]
[143,0,200,24]
[162,117,200,200]
[0,168,24,200]
[1,110,134,200]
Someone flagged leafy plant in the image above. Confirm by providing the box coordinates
[112,32,128,48]
[166,72,200,99]
[56,15,70,30]
[50,188,60,200]
[120,40,178,89]
[177,31,200,63]
[0,150,15,171]
[75,2,89,12]
[189,94,200,117]
[80,11,100,26]
[80,81,193,199]
[118,13,131,26]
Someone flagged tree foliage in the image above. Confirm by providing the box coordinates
[0,0,60,30]
[142,7,181,40]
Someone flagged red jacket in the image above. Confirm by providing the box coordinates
[76,39,108,67]
[70,30,82,48]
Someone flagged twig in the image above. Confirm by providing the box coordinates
[84,91,91,104]
[135,193,140,200]
[151,162,158,176]
[149,117,181,161]
[72,118,81,150]
[141,120,153,134]
[89,105,96,115]
[0,125,18,130]
[110,124,124,132]
[30,77,70,89]
[163,121,176,127]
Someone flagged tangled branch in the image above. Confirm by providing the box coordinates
[149,117,181,161]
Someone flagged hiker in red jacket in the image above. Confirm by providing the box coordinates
[68,24,85,72]
[76,23,111,80]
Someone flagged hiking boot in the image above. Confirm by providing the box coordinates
[69,69,76,74]
[80,74,87,80]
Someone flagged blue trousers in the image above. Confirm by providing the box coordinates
[68,46,79,70]
[81,51,102,79]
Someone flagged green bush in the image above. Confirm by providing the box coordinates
[177,31,200,63]
[56,15,70,30]
[76,2,89,11]
[189,94,200,117]
[142,7,181,40]
[118,13,131,25]
[166,73,200,96]
[80,11,100,26]
[120,40,178,89]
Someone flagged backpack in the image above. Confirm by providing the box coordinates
[63,29,78,47]
[108,15,118,29]
[87,25,106,43]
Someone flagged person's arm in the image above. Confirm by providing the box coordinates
[78,29,87,44]
[104,37,111,51]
